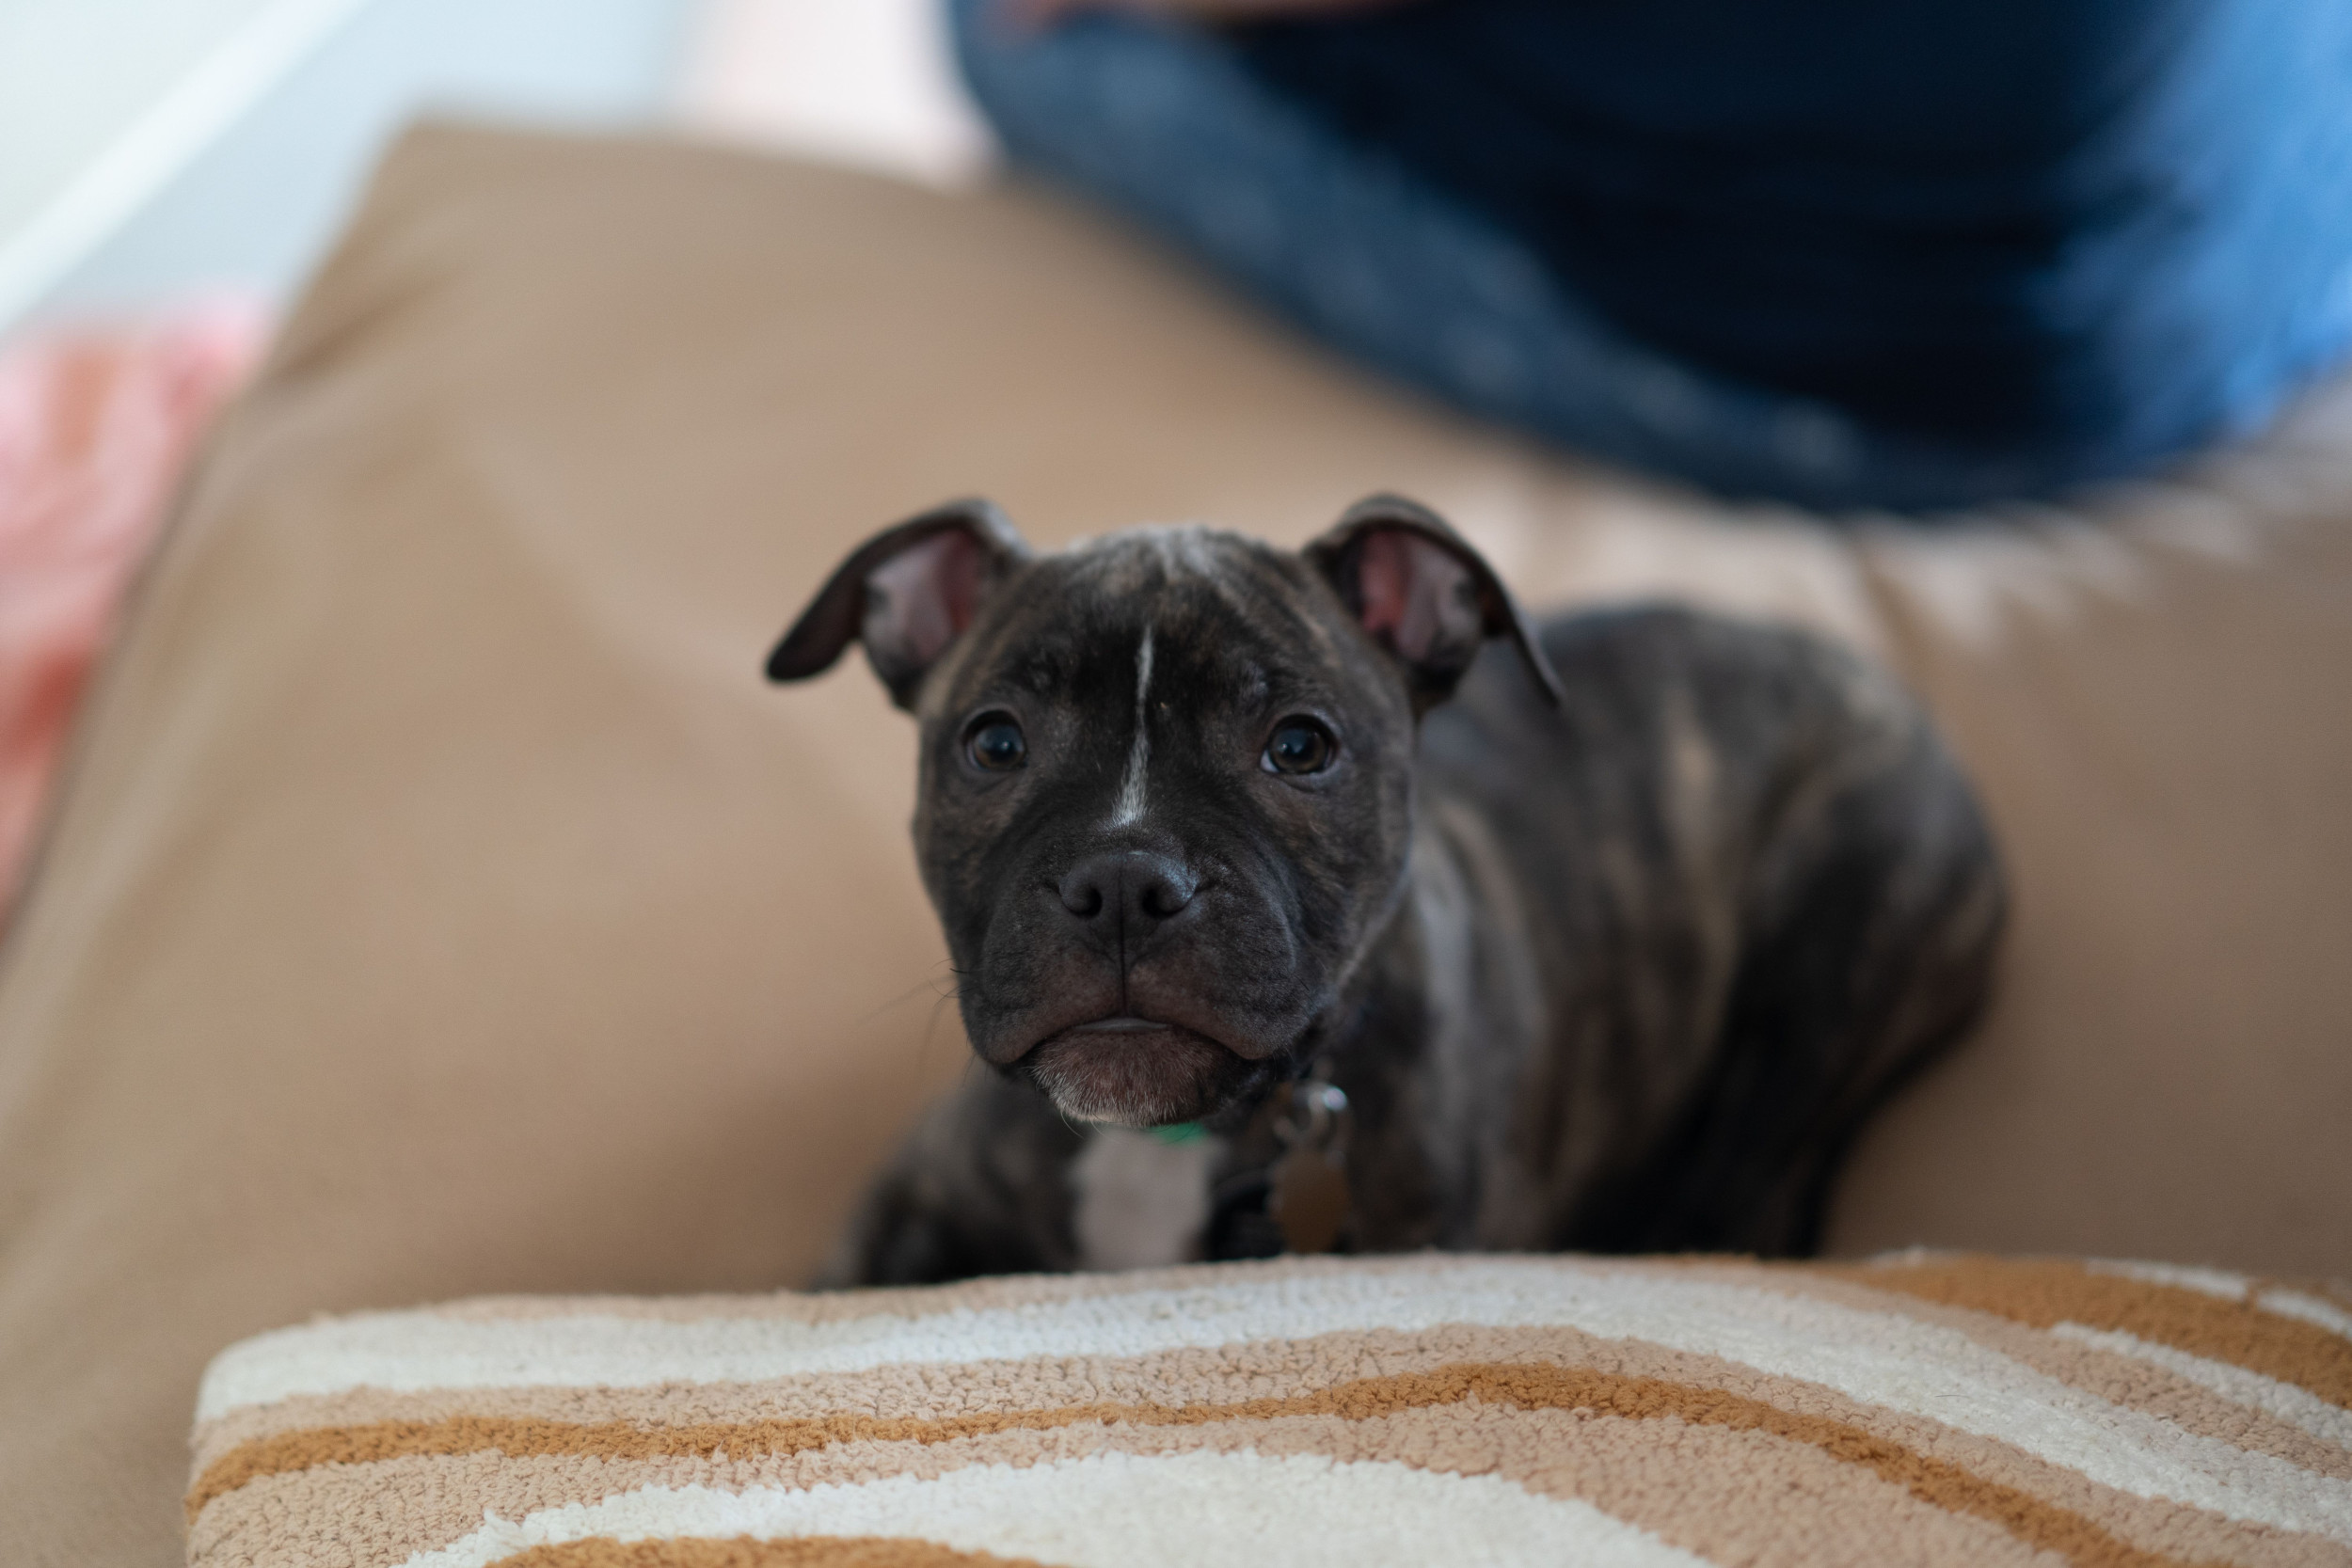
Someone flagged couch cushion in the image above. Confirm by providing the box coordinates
[0,123,2346,1564]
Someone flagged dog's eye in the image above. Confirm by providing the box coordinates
[964,713,1027,771]
[1263,718,1337,776]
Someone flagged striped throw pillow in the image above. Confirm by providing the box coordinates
[187,1254,2352,1567]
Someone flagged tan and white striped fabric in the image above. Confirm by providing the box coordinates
[187,1253,2352,1568]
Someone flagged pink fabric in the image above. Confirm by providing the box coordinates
[0,302,269,925]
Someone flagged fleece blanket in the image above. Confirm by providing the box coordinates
[187,1253,2352,1568]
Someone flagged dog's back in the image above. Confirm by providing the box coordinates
[1370,605,2005,1256]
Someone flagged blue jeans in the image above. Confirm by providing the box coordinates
[947,0,2352,512]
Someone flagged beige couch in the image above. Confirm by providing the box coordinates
[1,124,2345,1564]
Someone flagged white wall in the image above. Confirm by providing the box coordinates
[678,0,994,187]
[0,0,697,332]
[0,0,284,238]
[0,0,1005,335]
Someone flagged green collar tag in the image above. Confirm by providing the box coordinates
[1149,1120,1206,1145]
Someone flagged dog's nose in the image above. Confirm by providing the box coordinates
[1057,850,1199,933]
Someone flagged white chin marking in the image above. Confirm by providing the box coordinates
[1108,625,1153,828]
[1034,1069,1177,1130]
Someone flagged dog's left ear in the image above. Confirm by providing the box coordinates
[1303,494,1564,713]
[766,499,1030,710]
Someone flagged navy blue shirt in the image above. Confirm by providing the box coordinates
[1233,0,2352,462]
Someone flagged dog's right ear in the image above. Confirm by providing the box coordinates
[766,499,1030,710]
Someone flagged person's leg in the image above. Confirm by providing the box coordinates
[948,0,2058,511]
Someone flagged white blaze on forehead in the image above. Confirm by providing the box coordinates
[1109,626,1154,828]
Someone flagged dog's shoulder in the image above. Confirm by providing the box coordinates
[1422,600,1993,923]
[1536,602,1896,713]
[1433,601,1915,768]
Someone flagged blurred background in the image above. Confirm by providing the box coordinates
[0,0,993,896]
[0,0,986,334]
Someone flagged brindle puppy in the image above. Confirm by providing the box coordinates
[768,495,2003,1285]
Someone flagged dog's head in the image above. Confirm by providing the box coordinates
[768,496,1560,1128]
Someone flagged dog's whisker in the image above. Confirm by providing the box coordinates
[853,974,961,1026]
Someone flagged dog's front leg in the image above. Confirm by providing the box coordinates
[818,1073,1087,1287]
